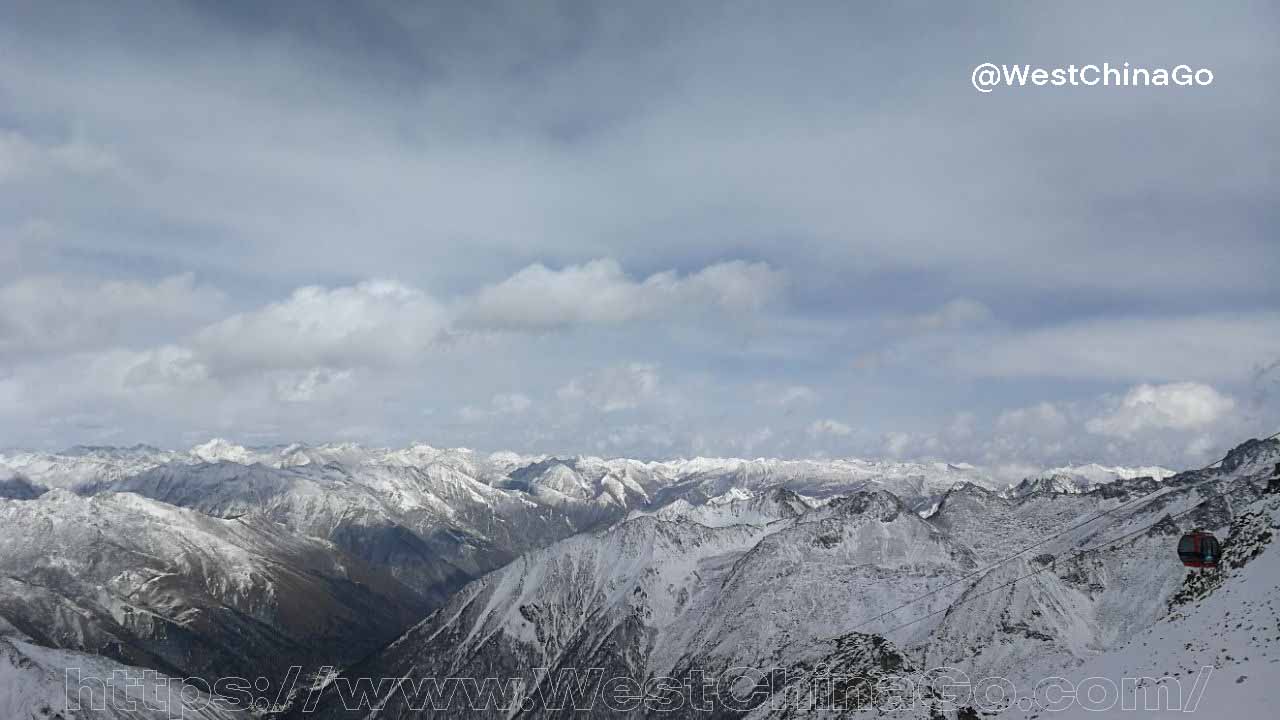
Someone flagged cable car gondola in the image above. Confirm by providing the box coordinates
[1177,529,1220,569]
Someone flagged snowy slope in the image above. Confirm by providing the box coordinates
[0,445,180,490]
[0,439,1176,505]
[913,440,1273,679]
[294,437,1279,719]
[0,440,1100,613]
[1002,464,1176,498]
[2,436,1275,720]
[1,638,250,720]
[646,457,1001,512]
[981,490,1280,718]
[0,490,424,691]
[296,489,981,718]
[627,486,814,527]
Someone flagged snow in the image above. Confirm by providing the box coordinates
[308,438,1280,718]
[1044,463,1176,485]
[1,436,1276,719]
[995,492,1280,718]
[0,638,249,719]
[189,438,255,464]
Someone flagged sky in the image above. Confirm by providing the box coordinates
[1,0,1278,475]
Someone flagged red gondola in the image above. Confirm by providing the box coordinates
[1177,529,1220,568]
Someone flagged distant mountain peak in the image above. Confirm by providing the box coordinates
[821,489,905,521]
[189,437,252,463]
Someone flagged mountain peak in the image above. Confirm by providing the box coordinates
[189,437,252,463]
[821,489,905,521]
[1219,436,1280,474]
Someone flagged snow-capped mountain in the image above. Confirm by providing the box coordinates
[971,488,1280,719]
[0,489,425,694]
[1003,462,1175,498]
[0,444,182,490]
[1,436,1276,718]
[0,438,1175,513]
[1044,462,1176,484]
[0,441,1055,609]
[1,638,251,720]
[298,487,980,719]
[296,437,1280,719]
[645,457,1001,515]
[627,486,815,527]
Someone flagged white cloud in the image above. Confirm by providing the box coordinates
[981,401,1078,468]
[1086,382,1236,439]
[990,462,1047,485]
[0,273,226,355]
[0,130,120,183]
[492,392,532,414]
[1183,434,1216,459]
[889,298,992,333]
[120,345,210,391]
[0,218,55,272]
[996,401,1070,436]
[955,313,1280,382]
[194,280,448,374]
[781,386,818,404]
[0,376,19,410]
[686,260,787,312]
[274,367,353,403]
[461,258,785,331]
[738,427,776,454]
[557,363,661,412]
[808,418,853,437]
[757,383,819,406]
[882,431,913,457]
[946,411,977,439]
[460,392,533,421]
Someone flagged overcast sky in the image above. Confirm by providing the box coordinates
[1,0,1277,474]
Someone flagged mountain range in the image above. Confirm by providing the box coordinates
[1,437,1275,718]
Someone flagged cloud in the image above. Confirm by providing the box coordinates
[989,462,1047,485]
[954,313,1280,382]
[687,260,787,312]
[776,385,819,406]
[983,401,1077,465]
[459,392,533,421]
[557,363,661,412]
[0,129,121,183]
[946,412,977,440]
[0,2,1276,459]
[738,427,776,455]
[808,419,853,437]
[755,383,819,406]
[492,392,533,414]
[274,368,353,403]
[996,401,1070,436]
[888,298,993,333]
[0,273,226,356]
[882,431,913,457]
[194,280,449,374]
[121,345,210,391]
[1,1,1274,305]
[1086,382,1236,439]
[460,259,785,331]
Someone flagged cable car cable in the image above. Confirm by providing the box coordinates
[847,429,1280,634]
[876,483,1247,638]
